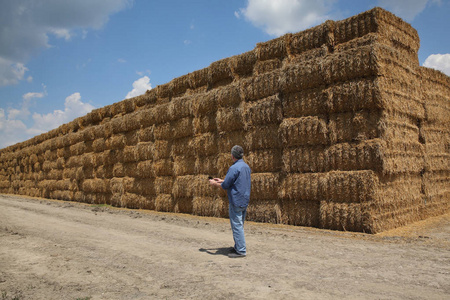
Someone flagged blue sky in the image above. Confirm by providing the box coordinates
[1,0,449,149]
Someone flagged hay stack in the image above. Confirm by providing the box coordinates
[0,7,448,234]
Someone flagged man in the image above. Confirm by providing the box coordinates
[209,145,251,258]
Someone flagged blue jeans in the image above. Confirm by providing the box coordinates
[229,204,247,255]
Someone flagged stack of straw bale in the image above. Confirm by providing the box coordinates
[0,7,448,233]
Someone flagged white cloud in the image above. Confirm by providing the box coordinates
[0,57,28,86]
[0,92,95,149]
[126,76,152,99]
[377,0,441,21]
[31,93,95,134]
[0,0,133,86]
[239,0,336,36]
[423,53,450,76]
[118,58,127,63]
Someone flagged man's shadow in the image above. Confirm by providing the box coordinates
[199,247,231,256]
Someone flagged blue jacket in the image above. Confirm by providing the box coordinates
[221,159,251,208]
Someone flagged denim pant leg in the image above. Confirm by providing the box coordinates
[229,204,247,255]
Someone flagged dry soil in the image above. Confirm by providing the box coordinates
[0,194,449,299]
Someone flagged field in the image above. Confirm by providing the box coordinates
[1,194,449,299]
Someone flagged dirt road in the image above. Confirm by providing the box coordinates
[0,194,449,299]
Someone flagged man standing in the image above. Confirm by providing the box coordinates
[209,145,251,258]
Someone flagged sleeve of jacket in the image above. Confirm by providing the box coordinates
[221,166,238,190]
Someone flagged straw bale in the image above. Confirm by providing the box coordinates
[69,142,86,156]
[173,117,194,139]
[283,89,327,118]
[122,111,141,132]
[322,46,378,85]
[188,67,208,90]
[118,162,136,178]
[192,196,228,218]
[56,157,65,169]
[253,59,282,75]
[170,74,190,97]
[420,122,450,145]
[46,169,63,180]
[92,138,106,152]
[190,175,216,197]
[151,102,172,124]
[95,164,114,179]
[125,178,155,195]
[251,173,280,200]
[425,99,450,125]
[174,197,193,214]
[102,150,123,166]
[279,173,323,201]
[246,124,281,151]
[280,60,323,94]
[195,155,218,175]
[107,134,126,150]
[282,146,327,173]
[169,95,193,120]
[110,116,127,134]
[153,123,171,140]
[123,128,140,146]
[246,148,282,173]
[171,137,194,157]
[377,81,424,120]
[135,142,153,161]
[82,179,110,194]
[288,46,328,65]
[110,177,134,194]
[121,192,154,209]
[155,176,174,195]
[44,149,58,161]
[280,170,378,203]
[155,83,172,103]
[42,160,57,172]
[123,145,138,163]
[139,125,154,142]
[217,153,232,177]
[319,201,365,232]
[329,111,380,144]
[229,50,257,78]
[153,159,173,176]
[325,140,383,172]
[216,83,242,107]
[246,199,281,224]
[193,114,217,134]
[56,147,70,158]
[135,160,154,178]
[208,58,233,89]
[279,199,320,227]
[190,132,218,157]
[216,106,243,132]
[191,92,216,117]
[242,95,282,128]
[424,144,450,172]
[240,70,281,101]
[153,140,172,159]
[333,8,377,45]
[279,117,328,147]
[173,156,195,176]
[379,112,419,142]
[155,194,175,212]
[323,170,378,203]
[326,79,381,113]
[62,167,77,180]
[172,175,196,198]
[217,130,246,153]
[256,35,288,61]
[382,140,425,174]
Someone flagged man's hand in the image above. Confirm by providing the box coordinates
[209,178,224,188]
